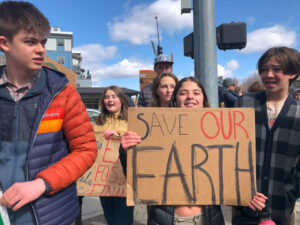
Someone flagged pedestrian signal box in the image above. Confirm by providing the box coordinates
[216,22,247,50]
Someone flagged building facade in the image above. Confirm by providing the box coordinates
[45,26,92,87]
[46,26,73,69]
[72,51,92,87]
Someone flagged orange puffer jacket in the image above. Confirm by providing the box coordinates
[0,66,97,225]
[35,82,97,194]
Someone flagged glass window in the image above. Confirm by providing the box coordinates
[57,56,65,65]
[57,39,64,47]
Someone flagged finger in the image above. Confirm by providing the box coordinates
[12,199,25,211]
[124,138,141,143]
[122,137,140,144]
[253,196,266,203]
[250,201,263,210]
[0,196,8,208]
[6,194,20,209]
[250,200,264,211]
[253,199,265,208]
[124,131,138,136]
[125,139,141,145]
[122,141,140,149]
[256,193,268,200]
[125,134,141,140]
[1,190,15,208]
[103,134,109,140]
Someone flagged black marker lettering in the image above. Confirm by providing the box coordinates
[162,114,176,135]
[137,113,150,140]
[162,142,193,204]
[150,112,164,136]
[132,145,164,203]
[191,144,216,204]
[235,141,255,205]
[179,114,188,135]
[207,144,234,205]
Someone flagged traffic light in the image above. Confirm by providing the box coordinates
[216,22,247,50]
[157,45,163,55]
[183,22,247,58]
[183,32,194,58]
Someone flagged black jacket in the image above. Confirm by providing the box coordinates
[223,90,239,107]
[138,83,152,107]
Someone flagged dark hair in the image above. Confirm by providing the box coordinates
[258,47,300,86]
[169,76,210,108]
[151,72,178,107]
[0,1,50,41]
[95,86,129,125]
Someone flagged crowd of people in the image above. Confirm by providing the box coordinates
[219,76,300,107]
[0,1,300,225]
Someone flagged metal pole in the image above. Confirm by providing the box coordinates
[155,16,161,46]
[193,0,218,107]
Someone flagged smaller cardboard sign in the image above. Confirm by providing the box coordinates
[139,70,156,91]
[0,191,10,225]
[77,135,126,197]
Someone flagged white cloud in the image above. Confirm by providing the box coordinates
[74,43,153,82]
[218,65,231,77]
[73,44,118,63]
[91,59,153,82]
[241,25,297,53]
[218,60,239,78]
[108,0,192,45]
[184,61,239,79]
[226,59,239,71]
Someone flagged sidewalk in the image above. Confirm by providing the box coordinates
[79,197,300,225]
[79,197,147,225]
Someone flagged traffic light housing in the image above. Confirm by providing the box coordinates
[216,22,247,50]
[183,32,194,58]
[183,22,247,58]
[157,45,163,55]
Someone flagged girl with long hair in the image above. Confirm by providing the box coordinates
[93,85,133,225]
[121,77,267,225]
[151,72,178,107]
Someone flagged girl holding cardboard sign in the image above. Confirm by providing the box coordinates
[121,77,267,225]
[93,86,134,225]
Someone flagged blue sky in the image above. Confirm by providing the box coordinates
[19,0,300,90]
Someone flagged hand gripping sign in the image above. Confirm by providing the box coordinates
[77,135,126,197]
[126,107,256,206]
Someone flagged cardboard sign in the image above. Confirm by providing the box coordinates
[139,70,156,91]
[0,191,10,225]
[43,56,77,87]
[127,107,256,206]
[77,135,126,197]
